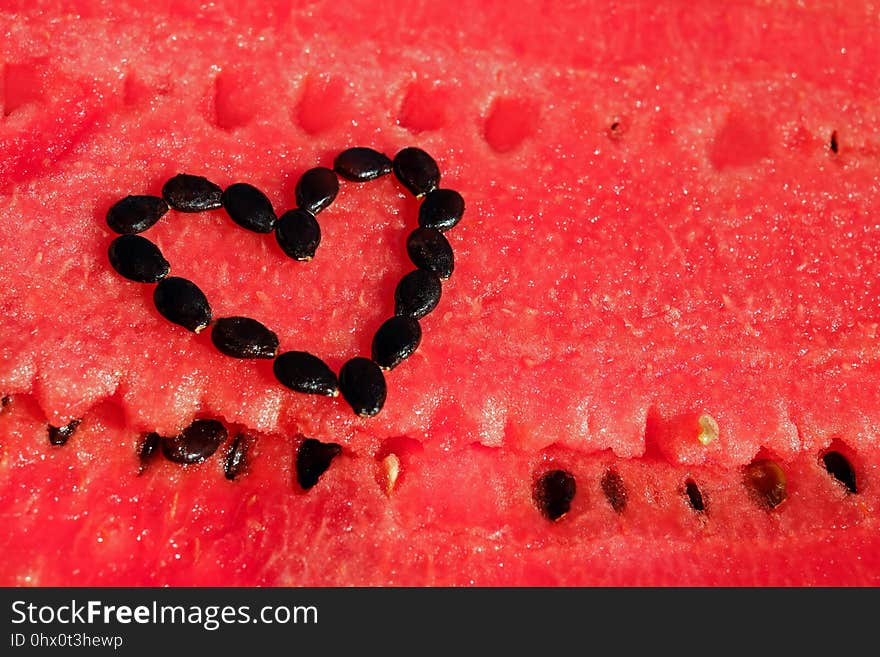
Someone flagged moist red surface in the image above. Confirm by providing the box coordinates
[1,0,879,585]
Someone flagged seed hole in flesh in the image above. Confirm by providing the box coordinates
[213,69,257,131]
[1,395,11,411]
[830,130,839,154]
[608,119,628,140]
[821,450,857,494]
[601,469,628,513]
[533,469,576,521]
[48,419,81,446]
[123,73,172,107]
[3,61,45,116]
[744,458,787,509]
[295,74,348,135]
[708,111,772,171]
[397,81,449,134]
[684,478,706,513]
[296,437,342,490]
[483,96,539,154]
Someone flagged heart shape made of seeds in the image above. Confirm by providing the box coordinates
[105,146,464,418]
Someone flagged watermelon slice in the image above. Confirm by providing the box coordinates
[1,0,879,586]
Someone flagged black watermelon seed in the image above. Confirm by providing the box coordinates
[108,234,170,283]
[153,276,212,333]
[339,357,387,417]
[601,469,628,513]
[1,395,11,410]
[533,469,577,521]
[822,450,857,494]
[221,183,277,233]
[372,315,422,370]
[418,188,465,232]
[295,167,339,215]
[275,209,321,261]
[394,269,442,320]
[162,173,223,212]
[406,227,454,280]
[392,147,440,197]
[106,195,168,235]
[211,316,279,359]
[48,419,81,446]
[296,437,342,490]
[161,419,227,465]
[684,478,706,512]
[224,433,251,481]
[273,351,339,397]
[830,130,839,154]
[744,459,787,509]
[334,147,393,182]
[139,432,161,461]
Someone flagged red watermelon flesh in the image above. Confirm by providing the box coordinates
[1,0,880,585]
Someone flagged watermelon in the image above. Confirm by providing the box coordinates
[1,0,879,586]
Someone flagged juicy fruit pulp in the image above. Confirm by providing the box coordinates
[1,0,880,585]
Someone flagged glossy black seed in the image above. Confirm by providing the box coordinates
[211,316,279,359]
[221,183,276,233]
[153,276,212,333]
[394,269,442,320]
[296,437,342,490]
[106,195,168,235]
[418,188,465,232]
[406,227,454,280]
[139,432,161,461]
[275,209,321,261]
[224,433,251,481]
[822,451,857,494]
[48,419,81,446]
[295,167,339,215]
[1,395,11,409]
[334,147,392,182]
[601,469,628,513]
[372,315,422,370]
[744,459,787,509]
[161,419,227,465]
[684,479,706,512]
[339,357,387,417]
[533,469,577,521]
[108,234,170,283]
[830,130,839,154]
[392,147,440,197]
[162,173,223,212]
[273,351,339,397]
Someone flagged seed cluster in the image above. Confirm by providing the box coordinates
[105,146,464,419]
